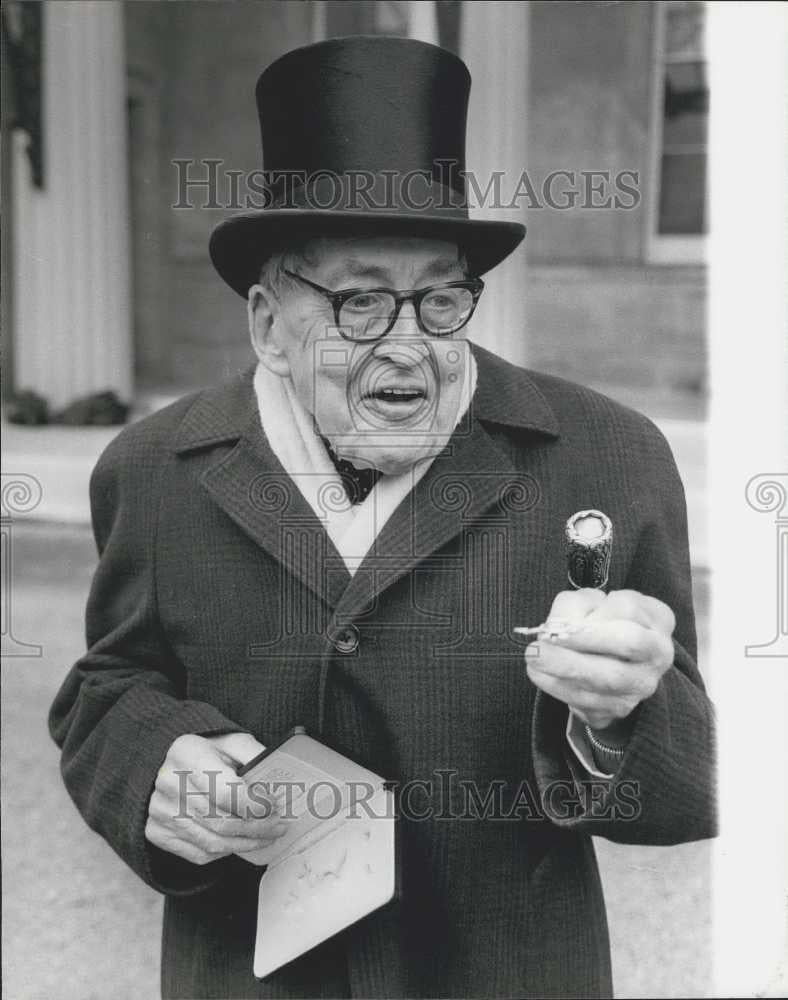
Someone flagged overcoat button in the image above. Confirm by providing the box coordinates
[332,623,360,654]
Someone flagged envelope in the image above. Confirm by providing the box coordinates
[237,728,397,979]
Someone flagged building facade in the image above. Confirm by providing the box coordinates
[3,0,707,420]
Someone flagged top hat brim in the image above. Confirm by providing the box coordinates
[209,210,526,298]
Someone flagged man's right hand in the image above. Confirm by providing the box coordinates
[145,732,288,866]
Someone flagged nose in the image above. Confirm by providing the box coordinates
[388,299,422,339]
[370,338,432,373]
[371,300,427,364]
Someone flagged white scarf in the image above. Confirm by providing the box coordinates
[253,352,477,576]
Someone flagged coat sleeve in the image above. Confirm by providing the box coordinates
[48,422,246,894]
[530,415,717,845]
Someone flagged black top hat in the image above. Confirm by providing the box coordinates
[209,36,525,297]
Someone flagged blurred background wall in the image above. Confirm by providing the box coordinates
[4,0,707,415]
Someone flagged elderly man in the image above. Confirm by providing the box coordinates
[50,36,715,1000]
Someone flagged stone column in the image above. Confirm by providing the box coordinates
[12,0,132,409]
[409,1,439,45]
[461,1,529,366]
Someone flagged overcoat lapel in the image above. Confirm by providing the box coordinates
[334,417,531,620]
[174,373,351,611]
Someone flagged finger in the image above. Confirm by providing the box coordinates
[168,733,253,782]
[150,776,286,842]
[526,664,639,719]
[167,733,212,770]
[547,588,607,626]
[586,590,676,635]
[152,766,208,817]
[208,732,267,767]
[184,749,254,819]
[233,835,287,855]
[526,649,623,697]
[149,795,288,852]
[526,644,660,699]
[549,618,674,669]
[145,816,213,866]
[163,736,235,791]
[158,750,265,821]
[191,772,280,828]
[180,819,281,857]
[205,812,289,842]
[238,846,276,867]
[567,705,618,731]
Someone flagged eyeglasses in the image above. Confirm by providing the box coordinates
[283,268,484,342]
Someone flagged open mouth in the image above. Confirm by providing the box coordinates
[365,387,426,404]
[350,347,437,426]
[357,383,431,425]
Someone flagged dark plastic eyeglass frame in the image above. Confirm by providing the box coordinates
[282,268,485,342]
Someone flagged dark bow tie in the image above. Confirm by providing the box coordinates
[320,437,382,505]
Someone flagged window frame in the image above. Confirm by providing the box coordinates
[646,0,709,265]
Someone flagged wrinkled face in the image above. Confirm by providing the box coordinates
[248,236,474,474]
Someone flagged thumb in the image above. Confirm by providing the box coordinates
[548,588,606,624]
[207,732,266,768]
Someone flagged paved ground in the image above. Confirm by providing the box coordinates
[1,523,712,999]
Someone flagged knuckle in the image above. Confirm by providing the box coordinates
[171,733,204,761]
[572,707,591,726]
[215,815,244,837]
[582,587,607,607]
[605,701,626,721]
[647,595,676,634]
[604,696,626,720]
[659,637,675,669]
[549,590,583,616]
[620,635,642,662]
[203,836,227,856]
[169,734,192,756]
[185,846,213,866]
[211,815,232,835]
[619,694,638,716]
[614,592,639,618]
[585,709,609,729]
[527,665,554,694]
[191,826,219,854]
[641,673,659,699]
[572,689,600,712]
[154,768,173,795]
[596,671,622,696]
[528,642,551,666]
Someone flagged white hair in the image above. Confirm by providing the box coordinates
[257,244,315,299]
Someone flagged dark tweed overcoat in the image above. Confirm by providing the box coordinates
[50,344,716,999]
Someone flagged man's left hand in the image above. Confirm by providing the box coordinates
[524,589,676,731]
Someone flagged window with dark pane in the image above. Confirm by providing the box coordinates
[324,1,409,38]
[323,1,462,50]
[658,2,708,235]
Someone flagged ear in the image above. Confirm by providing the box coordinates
[248,284,291,377]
